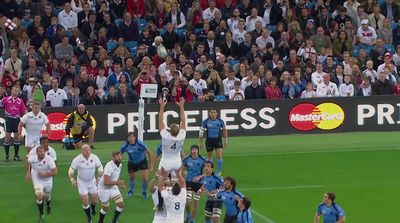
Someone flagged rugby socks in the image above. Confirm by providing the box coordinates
[129,179,135,192]
[187,213,193,222]
[112,206,123,223]
[83,205,92,221]
[141,180,148,194]
[217,159,223,174]
[90,203,96,216]
[98,209,106,223]
[14,142,20,157]
[4,142,10,158]
[46,198,51,208]
[37,200,44,216]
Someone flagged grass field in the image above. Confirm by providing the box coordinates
[1,132,399,223]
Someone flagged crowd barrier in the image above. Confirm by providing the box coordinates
[1,96,400,141]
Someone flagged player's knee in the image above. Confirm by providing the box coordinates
[101,202,110,209]
[205,210,212,218]
[193,193,201,201]
[35,189,44,199]
[113,195,124,205]
[213,208,222,218]
[116,202,124,209]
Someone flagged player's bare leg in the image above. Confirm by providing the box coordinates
[192,192,201,222]
[207,150,213,162]
[140,170,149,198]
[35,187,45,222]
[89,193,99,216]
[112,196,124,223]
[87,127,95,148]
[216,149,223,174]
[81,194,93,222]
[128,172,135,197]
[98,203,109,223]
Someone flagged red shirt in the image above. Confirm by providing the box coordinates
[265,85,282,99]
[127,0,145,18]
[85,65,99,79]
[174,87,193,102]
[136,77,152,94]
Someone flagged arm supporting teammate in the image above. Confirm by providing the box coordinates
[104,175,125,189]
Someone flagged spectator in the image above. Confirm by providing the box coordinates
[116,82,139,104]
[165,2,186,29]
[55,36,73,62]
[244,75,265,100]
[189,71,207,100]
[75,71,97,96]
[127,0,145,19]
[380,0,400,21]
[282,76,301,99]
[256,28,275,50]
[310,27,332,53]
[339,75,355,97]
[369,5,385,31]
[357,19,377,46]
[132,71,156,94]
[58,2,78,30]
[207,70,222,96]
[118,12,139,42]
[219,31,238,59]
[3,49,23,81]
[229,80,245,101]
[372,71,394,95]
[81,12,101,40]
[46,78,68,107]
[203,0,221,22]
[161,23,180,51]
[264,77,282,100]
[377,18,393,45]
[171,77,194,102]
[316,73,339,97]
[103,85,119,105]
[300,82,317,98]
[82,85,101,105]
[107,62,131,89]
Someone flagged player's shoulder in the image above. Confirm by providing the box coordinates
[137,140,147,148]
[199,156,207,162]
[233,189,244,198]
[182,155,191,163]
[212,173,223,181]
[317,202,325,209]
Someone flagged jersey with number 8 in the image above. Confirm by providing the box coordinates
[161,187,187,223]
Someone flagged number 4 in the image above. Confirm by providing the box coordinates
[170,143,177,150]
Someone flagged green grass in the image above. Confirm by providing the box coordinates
[1,132,399,222]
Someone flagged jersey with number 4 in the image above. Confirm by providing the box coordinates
[161,187,187,223]
[160,129,186,159]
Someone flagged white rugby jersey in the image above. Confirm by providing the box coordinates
[160,129,186,159]
[29,146,57,161]
[70,154,103,182]
[28,155,56,184]
[188,79,207,96]
[339,83,354,97]
[20,111,48,137]
[98,160,121,190]
[161,187,187,223]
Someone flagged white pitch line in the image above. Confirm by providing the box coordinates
[251,209,276,223]
[1,147,399,168]
[240,185,323,191]
[224,147,400,157]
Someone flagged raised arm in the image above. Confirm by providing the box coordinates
[158,97,166,130]
[176,97,186,130]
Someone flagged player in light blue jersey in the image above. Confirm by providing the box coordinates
[120,132,153,198]
[199,109,228,175]
[237,197,253,223]
[182,145,207,223]
[314,192,346,223]
[199,161,224,223]
[217,176,243,223]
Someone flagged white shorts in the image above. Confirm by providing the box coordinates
[158,157,182,173]
[33,179,53,194]
[77,179,97,195]
[25,135,41,148]
[98,186,121,205]
[152,215,166,223]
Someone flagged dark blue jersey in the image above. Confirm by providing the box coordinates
[237,209,254,223]
[182,155,206,182]
[201,118,225,138]
[120,140,147,164]
[201,173,223,193]
[217,189,243,216]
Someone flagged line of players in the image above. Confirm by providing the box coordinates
[3,84,346,223]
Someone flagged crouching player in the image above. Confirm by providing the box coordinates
[182,145,206,223]
[97,151,126,223]
[27,146,58,223]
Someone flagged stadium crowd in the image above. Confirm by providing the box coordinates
[0,0,399,108]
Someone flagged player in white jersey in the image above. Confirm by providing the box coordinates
[18,102,50,152]
[158,97,186,173]
[158,167,187,223]
[27,146,57,223]
[97,151,125,223]
[25,136,57,219]
[69,144,103,223]
[149,175,167,223]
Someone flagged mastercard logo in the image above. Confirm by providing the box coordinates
[289,103,345,131]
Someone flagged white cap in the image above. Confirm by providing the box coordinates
[361,19,369,25]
